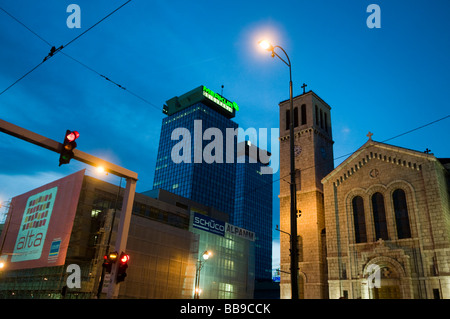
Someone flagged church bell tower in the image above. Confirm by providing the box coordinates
[278,86,334,299]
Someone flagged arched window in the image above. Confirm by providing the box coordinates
[315,105,319,125]
[294,107,299,127]
[372,192,388,240]
[285,109,290,130]
[301,104,307,125]
[352,196,367,243]
[320,109,324,129]
[393,189,411,239]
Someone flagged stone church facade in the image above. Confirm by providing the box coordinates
[322,139,450,299]
[278,89,450,299]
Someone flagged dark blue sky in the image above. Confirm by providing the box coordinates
[1,0,449,268]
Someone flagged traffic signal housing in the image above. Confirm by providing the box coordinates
[59,130,79,166]
[102,251,118,273]
[116,252,129,283]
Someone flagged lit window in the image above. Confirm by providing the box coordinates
[91,209,101,218]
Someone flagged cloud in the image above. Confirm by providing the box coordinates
[0,171,66,203]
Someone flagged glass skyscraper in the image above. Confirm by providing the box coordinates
[234,141,273,282]
[153,86,274,288]
[152,85,239,215]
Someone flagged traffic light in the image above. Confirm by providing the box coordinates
[102,251,118,273]
[116,252,129,283]
[59,130,79,166]
[102,255,112,273]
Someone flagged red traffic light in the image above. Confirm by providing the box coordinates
[120,254,130,264]
[66,131,80,142]
[59,130,79,166]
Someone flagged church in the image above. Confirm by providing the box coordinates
[278,88,450,299]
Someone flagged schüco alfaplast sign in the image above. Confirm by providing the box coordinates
[202,86,239,113]
[192,212,254,241]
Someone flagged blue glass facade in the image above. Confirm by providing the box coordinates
[234,149,273,281]
[153,88,273,286]
[153,103,238,215]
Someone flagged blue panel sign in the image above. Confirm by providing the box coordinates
[48,238,61,259]
[192,212,225,237]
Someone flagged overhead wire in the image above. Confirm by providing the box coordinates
[0,1,134,97]
[1,4,449,201]
[236,113,450,202]
[60,52,161,111]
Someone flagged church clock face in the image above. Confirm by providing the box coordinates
[294,146,302,157]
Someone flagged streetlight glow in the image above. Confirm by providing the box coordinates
[202,250,212,260]
[195,250,213,299]
[258,40,273,51]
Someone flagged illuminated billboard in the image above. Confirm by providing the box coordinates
[192,212,255,241]
[163,85,239,119]
[0,170,85,270]
[192,212,225,236]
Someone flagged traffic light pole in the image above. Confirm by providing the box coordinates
[106,177,135,298]
[0,119,138,180]
[0,118,137,298]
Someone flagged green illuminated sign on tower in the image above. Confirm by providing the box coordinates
[202,86,239,112]
[164,85,239,119]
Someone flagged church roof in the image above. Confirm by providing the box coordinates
[321,139,440,185]
[278,90,332,110]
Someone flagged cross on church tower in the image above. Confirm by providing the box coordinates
[367,132,373,141]
[301,83,307,94]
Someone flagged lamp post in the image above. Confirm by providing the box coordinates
[194,250,212,299]
[259,40,299,299]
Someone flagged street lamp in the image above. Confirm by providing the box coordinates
[194,250,212,299]
[259,40,299,299]
[97,166,106,174]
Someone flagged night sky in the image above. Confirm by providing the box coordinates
[1,0,449,270]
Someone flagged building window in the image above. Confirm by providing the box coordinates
[294,107,299,127]
[320,109,324,129]
[352,196,367,243]
[301,104,307,125]
[372,192,388,240]
[315,105,319,125]
[324,113,328,132]
[393,189,411,239]
[286,109,290,130]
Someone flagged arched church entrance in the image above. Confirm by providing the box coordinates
[363,257,406,299]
